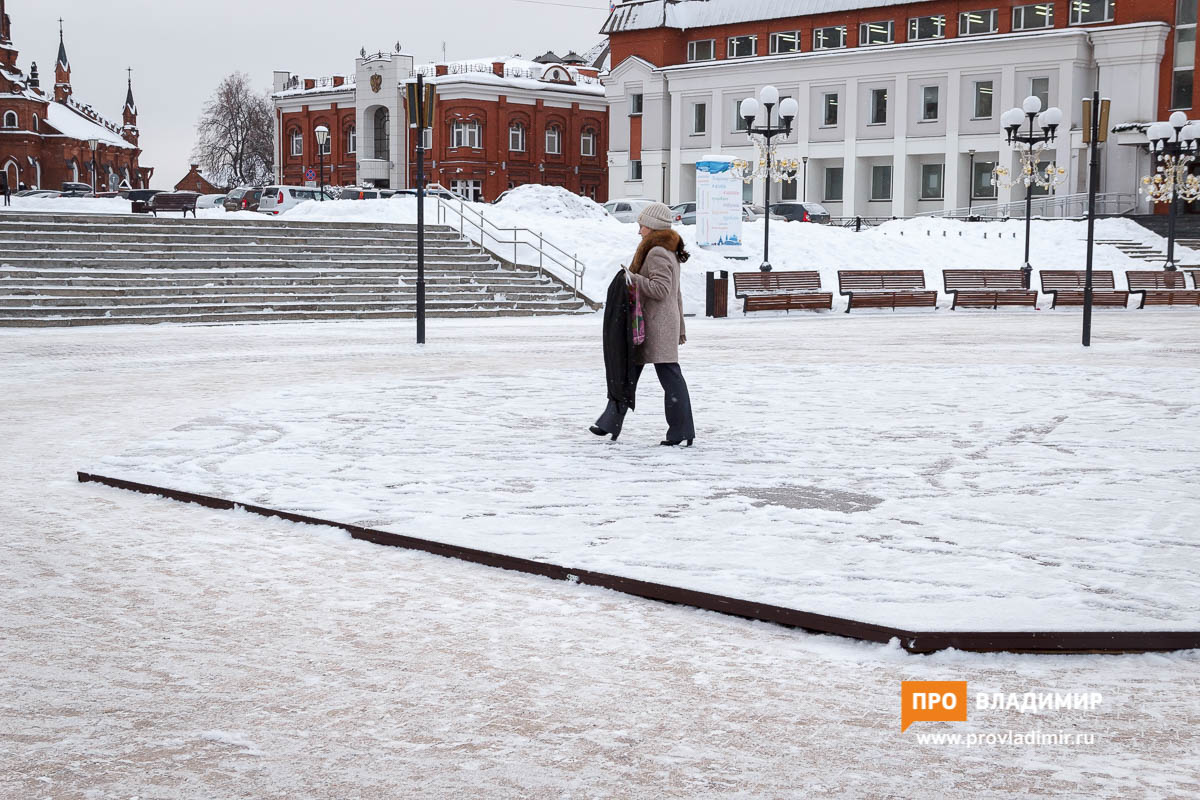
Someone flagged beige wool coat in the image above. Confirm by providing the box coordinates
[629,230,687,365]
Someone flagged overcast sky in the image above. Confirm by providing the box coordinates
[10,0,612,185]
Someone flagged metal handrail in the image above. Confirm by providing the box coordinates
[426,185,586,299]
[917,192,1138,219]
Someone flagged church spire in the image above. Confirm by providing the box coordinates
[1,0,12,46]
[124,69,136,115]
[122,68,139,146]
[54,19,72,102]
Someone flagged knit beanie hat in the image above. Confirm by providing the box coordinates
[637,202,674,230]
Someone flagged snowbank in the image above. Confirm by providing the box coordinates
[492,184,609,220]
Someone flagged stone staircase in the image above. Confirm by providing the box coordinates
[0,212,591,327]
[1095,238,1168,263]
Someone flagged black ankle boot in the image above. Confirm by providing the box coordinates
[660,438,693,447]
[590,425,619,442]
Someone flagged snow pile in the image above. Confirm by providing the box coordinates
[5,195,138,215]
[492,184,609,220]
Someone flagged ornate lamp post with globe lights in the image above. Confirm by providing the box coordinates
[1141,112,1200,270]
[314,125,330,201]
[991,96,1066,286]
[732,86,800,272]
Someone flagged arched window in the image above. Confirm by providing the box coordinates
[32,114,39,132]
[2,111,17,128]
[289,129,303,157]
[509,122,526,152]
[373,108,390,159]
[451,119,482,149]
[346,125,356,154]
[580,128,596,158]
[545,125,562,155]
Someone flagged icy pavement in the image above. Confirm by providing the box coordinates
[2,314,1199,798]
[85,313,1200,632]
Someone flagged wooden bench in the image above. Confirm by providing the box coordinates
[838,270,938,313]
[943,269,1038,310]
[732,271,833,313]
[1039,271,1129,309]
[1126,270,1200,308]
[151,192,199,218]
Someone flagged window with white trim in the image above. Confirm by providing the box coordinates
[869,88,888,125]
[581,129,596,157]
[922,86,940,121]
[823,93,839,126]
[629,160,642,181]
[1031,77,1050,110]
[974,81,995,118]
[451,119,482,149]
[687,39,715,62]
[347,126,356,154]
[920,163,944,200]
[545,125,562,155]
[959,9,999,34]
[814,26,847,49]
[859,20,894,46]
[734,99,751,131]
[870,165,893,201]
[1174,0,1197,108]
[692,102,707,134]
[973,161,998,198]
[509,122,526,152]
[824,166,844,201]
[1013,3,1055,29]
[769,31,802,54]
[289,130,302,156]
[2,111,16,128]
[1070,0,1115,24]
[908,15,946,40]
[727,35,757,58]
[630,93,643,115]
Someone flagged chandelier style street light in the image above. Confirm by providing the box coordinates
[1141,112,1200,270]
[731,86,800,272]
[314,125,330,201]
[991,96,1067,286]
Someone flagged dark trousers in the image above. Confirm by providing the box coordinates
[2,190,8,206]
[596,362,695,442]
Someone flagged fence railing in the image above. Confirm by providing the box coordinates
[427,185,586,300]
[917,192,1139,220]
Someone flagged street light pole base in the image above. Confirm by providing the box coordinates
[759,262,773,273]
[1020,263,1033,289]
[1164,261,1179,272]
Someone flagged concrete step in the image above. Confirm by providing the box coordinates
[0,296,588,318]
[0,279,559,294]
[0,211,441,234]
[0,256,498,269]
[0,240,473,255]
[0,305,593,327]
[0,230,462,246]
[0,289,575,308]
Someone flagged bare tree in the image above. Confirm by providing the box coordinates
[191,72,274,187]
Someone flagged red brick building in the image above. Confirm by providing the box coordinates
[272,50,609,202]
[174,164,228,194]
[0,1,151,191]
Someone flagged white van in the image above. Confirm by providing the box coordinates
[258,185,321,215]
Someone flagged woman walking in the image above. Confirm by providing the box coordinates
[592,202,696,446]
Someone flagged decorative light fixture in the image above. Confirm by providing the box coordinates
[314,125,330,200]
[1141,111,1200,270]
[990,95,1067,285]
[731,86,800,271]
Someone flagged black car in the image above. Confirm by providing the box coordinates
[771,202,832,224]
[223,187,263,212]
[59,181,95,198]
[126,189,164,214]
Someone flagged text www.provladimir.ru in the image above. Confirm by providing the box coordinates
[915,730,1099,747]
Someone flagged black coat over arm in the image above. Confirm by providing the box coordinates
[602,270,637,413]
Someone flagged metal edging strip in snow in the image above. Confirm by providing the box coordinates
[77,471,1200,656]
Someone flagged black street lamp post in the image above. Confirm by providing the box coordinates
[87,137,98,194]
[997,97,1064,288]
[314,125,329,200]
[1142,112,1200,270]
[733,86,799,272]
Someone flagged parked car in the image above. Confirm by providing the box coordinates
[743,204,786,222]
[257,185,321,215]
[196,194,227,210]
[125,189,164,214]
[59,181,95,198]
[95,191,122,199]
[390,189,419,199]
[15,189,60,198]
[603,199,655,223]
[339,186,391,200]
[669,202,697,225]
[223,187,263,213]
[771,202,832,224]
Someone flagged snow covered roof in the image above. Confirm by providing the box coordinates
[44,102,135,149]
[412,58,605,96]
[604,0,916,33]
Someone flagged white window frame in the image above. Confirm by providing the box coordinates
[451,120,482,149]
[1013,3,1055,30]
[509,123,526,152]
[813,26,847,50]
[973,80,995,119]
[1173,2,1197,109]
[959,9,1000,35]
[824,166,844,202]
[921,86,940,122]
[545,125,562,155]
[687,39,716,62]
[2,111,16,128]
[1069,0,1115,25]
[692,102,707,135]
[629,159,643,181]
[580,129,596,157]
[346,126,356,154]
[870,164,893,201]
[734,99,751,132]
[869,88,888,125]
[289,130,302,157]
[727,35,757,58]
[422,127,433,150]
[920,163,944,200]
[1030,77,1051,110]
[822,92,839,127]
[908,15,947,41]
[859,20,895,46]
[769,31,802,54]
[973,160,998,199]
[630,93,644,115]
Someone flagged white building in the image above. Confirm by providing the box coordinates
[602,0,1170,217]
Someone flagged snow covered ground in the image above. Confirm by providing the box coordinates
[6,188,1194,315]
[2,316,1199,798]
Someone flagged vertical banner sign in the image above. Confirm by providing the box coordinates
[696,154,743,256]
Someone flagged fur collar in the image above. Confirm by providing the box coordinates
[630,229,683,273]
